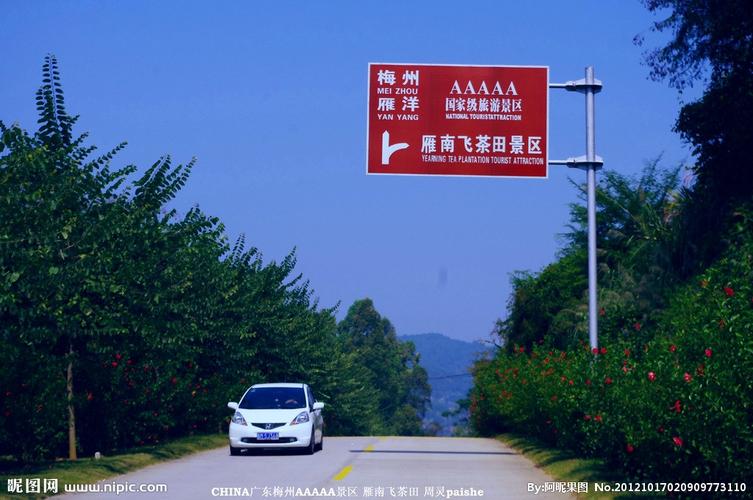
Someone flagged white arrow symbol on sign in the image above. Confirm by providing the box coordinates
[381,131,409,165]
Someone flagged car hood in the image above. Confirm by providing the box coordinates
[236,408,306,424]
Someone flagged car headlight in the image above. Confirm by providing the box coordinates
[231,411,247,426]
[290,411,310,425]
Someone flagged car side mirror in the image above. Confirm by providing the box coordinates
[227,402,238,410]
[312,402,324,411]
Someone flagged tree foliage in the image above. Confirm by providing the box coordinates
[638,0,753,90]
[498,161,682,352]
[0,57,430,461]
[638,0,753,273]
[337,299,431,436]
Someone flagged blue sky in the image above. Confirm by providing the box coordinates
[2,1,696,343]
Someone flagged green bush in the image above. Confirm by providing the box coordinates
[472,223,753,483]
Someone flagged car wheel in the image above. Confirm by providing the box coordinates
[305,429,316,455]
[230,445,241,456]
[316,435,323,452]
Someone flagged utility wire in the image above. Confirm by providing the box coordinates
[428,373,473,380]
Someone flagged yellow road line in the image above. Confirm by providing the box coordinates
[333,465,353,481]
[333,441,379,481]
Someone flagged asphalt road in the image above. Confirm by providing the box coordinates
[61,436,570,499]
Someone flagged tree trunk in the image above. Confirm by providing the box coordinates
[67,342,77,460]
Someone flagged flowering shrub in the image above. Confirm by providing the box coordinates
[471,238,753,483]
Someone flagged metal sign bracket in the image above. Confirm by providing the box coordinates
[549,155,604,171]
[549,79,603,93]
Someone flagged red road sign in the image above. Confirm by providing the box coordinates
[367,63,549,178]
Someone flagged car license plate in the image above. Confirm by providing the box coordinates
[257,432,279,441]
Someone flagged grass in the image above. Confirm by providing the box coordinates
[497,433,658,500]
[0,433,227,499]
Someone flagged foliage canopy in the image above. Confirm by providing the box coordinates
[0,57,429,461]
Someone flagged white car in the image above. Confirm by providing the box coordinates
[227,383,324,455]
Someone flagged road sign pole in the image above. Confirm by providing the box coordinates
[549,66,602,350]
[585,66,598,350]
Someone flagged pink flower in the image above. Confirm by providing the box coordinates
[705,348,713,358]
[600,347,607,355]
[648,371,656,382]
[724,286,734,297]
[672,400,682,413]
[626,443,635,453]
[592,347,599,354]
[624,349,631,357]
[604,377,613,385]
[683,372,692,382]
[633,322,641,331]
[672,436,683,447]
[594,414,603,423]
[583,414,591,421]
[111,361,118,368]
[669,344,677,353]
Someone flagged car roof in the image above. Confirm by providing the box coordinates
[251,383,305,389]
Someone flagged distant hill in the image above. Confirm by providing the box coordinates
[400,333,493,436]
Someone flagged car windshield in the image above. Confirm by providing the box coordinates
[239,387,306,410]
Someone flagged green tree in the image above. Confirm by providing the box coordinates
[1,55,372,461]
[638,0,753,274]
[0,55,139,459]
[337,299,430,435]
[497,162,682,351]
[495,251,588,352]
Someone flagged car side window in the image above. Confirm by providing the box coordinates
[307,386,315,410]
